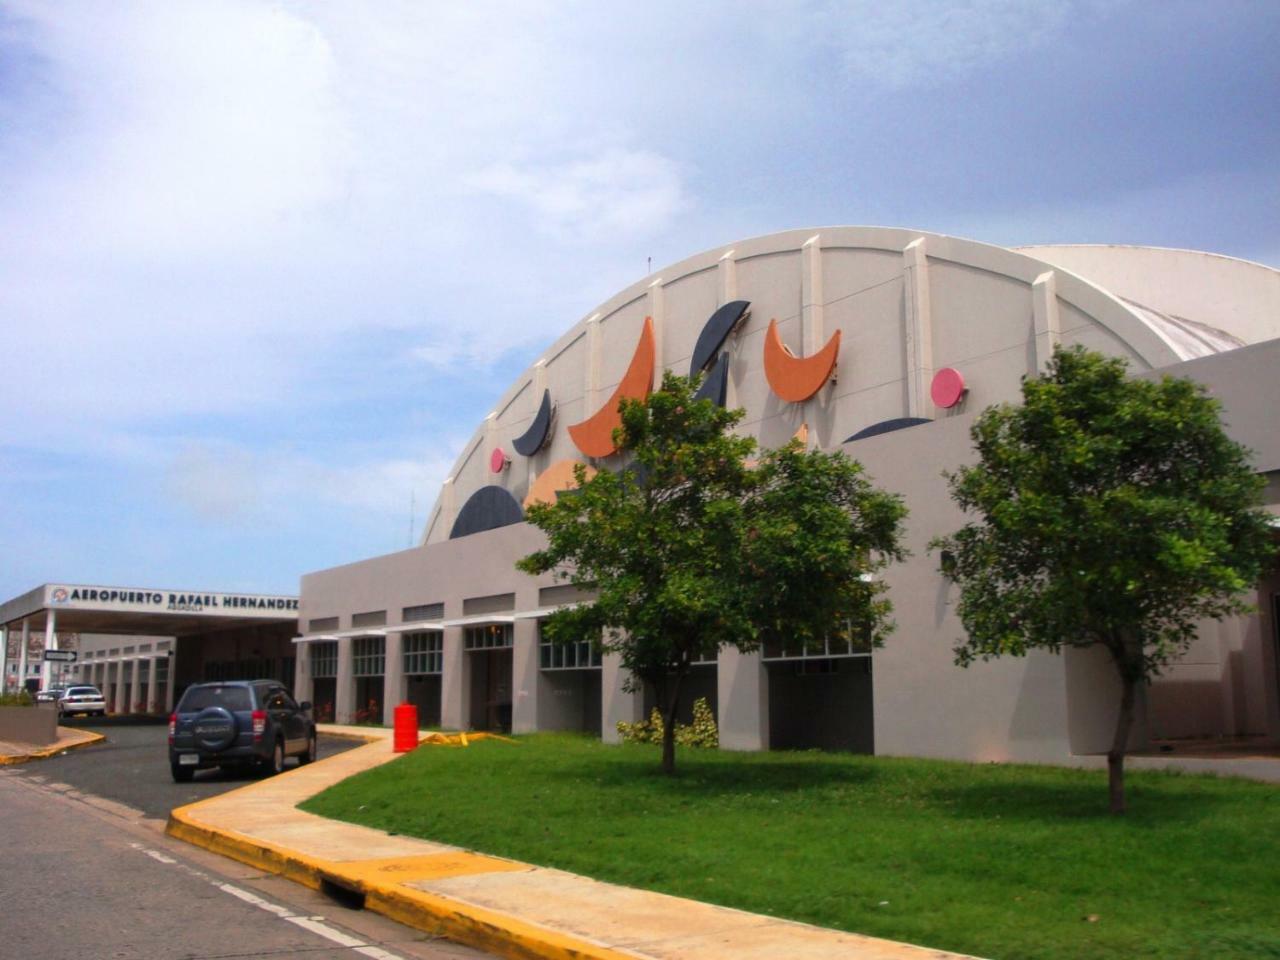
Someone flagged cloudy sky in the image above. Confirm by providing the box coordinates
[1,1,1276,601]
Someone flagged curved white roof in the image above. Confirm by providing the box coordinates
[1016,244,1280,354]
[422,228,1275,545]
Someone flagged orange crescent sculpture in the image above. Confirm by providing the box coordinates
[568,316,656,458]
[763,318,841,403]
[524,459,597,509]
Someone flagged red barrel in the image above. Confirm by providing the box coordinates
[393,702,419,753]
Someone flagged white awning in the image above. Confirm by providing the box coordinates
[385,620,445,633]
[292,628,386,643]
[440,613,517,628]
[513,602,584,620]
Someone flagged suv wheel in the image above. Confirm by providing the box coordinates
[264,739,285,777]
[299,732,317,765]
[171,763,194,783]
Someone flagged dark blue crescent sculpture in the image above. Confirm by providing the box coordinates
[689,300,750,375]
[512,388,554,457]
[844,417,932,443]
[449,485,524,539]
[693,352,730,407]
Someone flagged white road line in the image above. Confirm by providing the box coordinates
[218,881,296,918]
[129,844,408,960]
[356,946,410,960]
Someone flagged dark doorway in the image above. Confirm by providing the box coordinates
[406,675,442,727]
[767,657,874,753]
[312,677,337,724]
[468,649,513,732]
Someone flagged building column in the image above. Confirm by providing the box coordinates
[717,647,769,751]
[440,626,468,730]
[18,618,30,693]
[601,648,643,744]
[114,662,128,715]
[164,654,176,712]
[294,642,313,706]
[382,632,405,727]
[1,625,8,691]
[335,637,354,724]
[39,609,57,690]
[147,658,160,713]
[128,658,142,714]
[511,618,539,734]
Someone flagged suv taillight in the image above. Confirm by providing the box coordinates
[168,713,177,745]
[252,710,267,742]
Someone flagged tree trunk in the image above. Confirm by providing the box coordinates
[660,673,684,776]
[1107,670,1137,815]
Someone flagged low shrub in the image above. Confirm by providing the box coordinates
[617,696,718,748]
[0,690,34,707]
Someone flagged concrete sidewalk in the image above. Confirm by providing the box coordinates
[167,726,976,960]
[0,726,104,765]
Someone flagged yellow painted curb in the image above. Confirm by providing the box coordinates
[0,730,105,766]
[166,802,637,960]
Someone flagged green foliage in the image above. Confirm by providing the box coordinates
[934,346,1273,678]
[0,689,34,707]
[933,346,1274,810]
[518,372,906,770]
[617,697,719,748]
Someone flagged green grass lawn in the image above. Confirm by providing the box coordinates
[300,734,1280,960]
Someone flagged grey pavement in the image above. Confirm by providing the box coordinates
[0,762,488,960]
[8,720,359,818]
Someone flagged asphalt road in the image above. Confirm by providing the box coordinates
[11,720,359,818]
[0,769,485,960]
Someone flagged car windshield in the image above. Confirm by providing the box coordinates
[179,686,253,712]
[64,687,100,697]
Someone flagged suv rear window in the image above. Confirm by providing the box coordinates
[179,686,253,712]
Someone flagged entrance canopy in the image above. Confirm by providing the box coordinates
[0,582,299,637]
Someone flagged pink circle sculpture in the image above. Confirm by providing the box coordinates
[489,447,510,473]
[930,367,966,408]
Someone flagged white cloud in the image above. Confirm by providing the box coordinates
[466,149,687,242]
[163,437,457,533]
[813,0,1102,89]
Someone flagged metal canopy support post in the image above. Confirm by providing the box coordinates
[18,619,30,694]
[39,608,57,690]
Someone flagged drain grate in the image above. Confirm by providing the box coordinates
[319,876,366,911]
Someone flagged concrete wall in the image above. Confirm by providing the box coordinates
[0,704,58,746]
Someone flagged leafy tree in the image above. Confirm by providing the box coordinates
[518,372,907,774]
[933,346,1274,813]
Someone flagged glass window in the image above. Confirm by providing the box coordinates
[403,631,443,675]
[538,621,602,671]
[464,623,513,650]
[761,631,867,662]
[352,636,386,676]
[178,685,253,712]
[311,642,338,678]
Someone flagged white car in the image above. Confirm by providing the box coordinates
[58,686,107,718]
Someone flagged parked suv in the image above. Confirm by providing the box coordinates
[168,681,316,783]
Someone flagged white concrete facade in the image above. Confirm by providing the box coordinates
[297,228,1280,761]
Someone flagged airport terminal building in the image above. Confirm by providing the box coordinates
[197,229,1280,759]
[0,584,300,711]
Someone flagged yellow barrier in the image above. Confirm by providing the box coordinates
[416,731,517,747]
